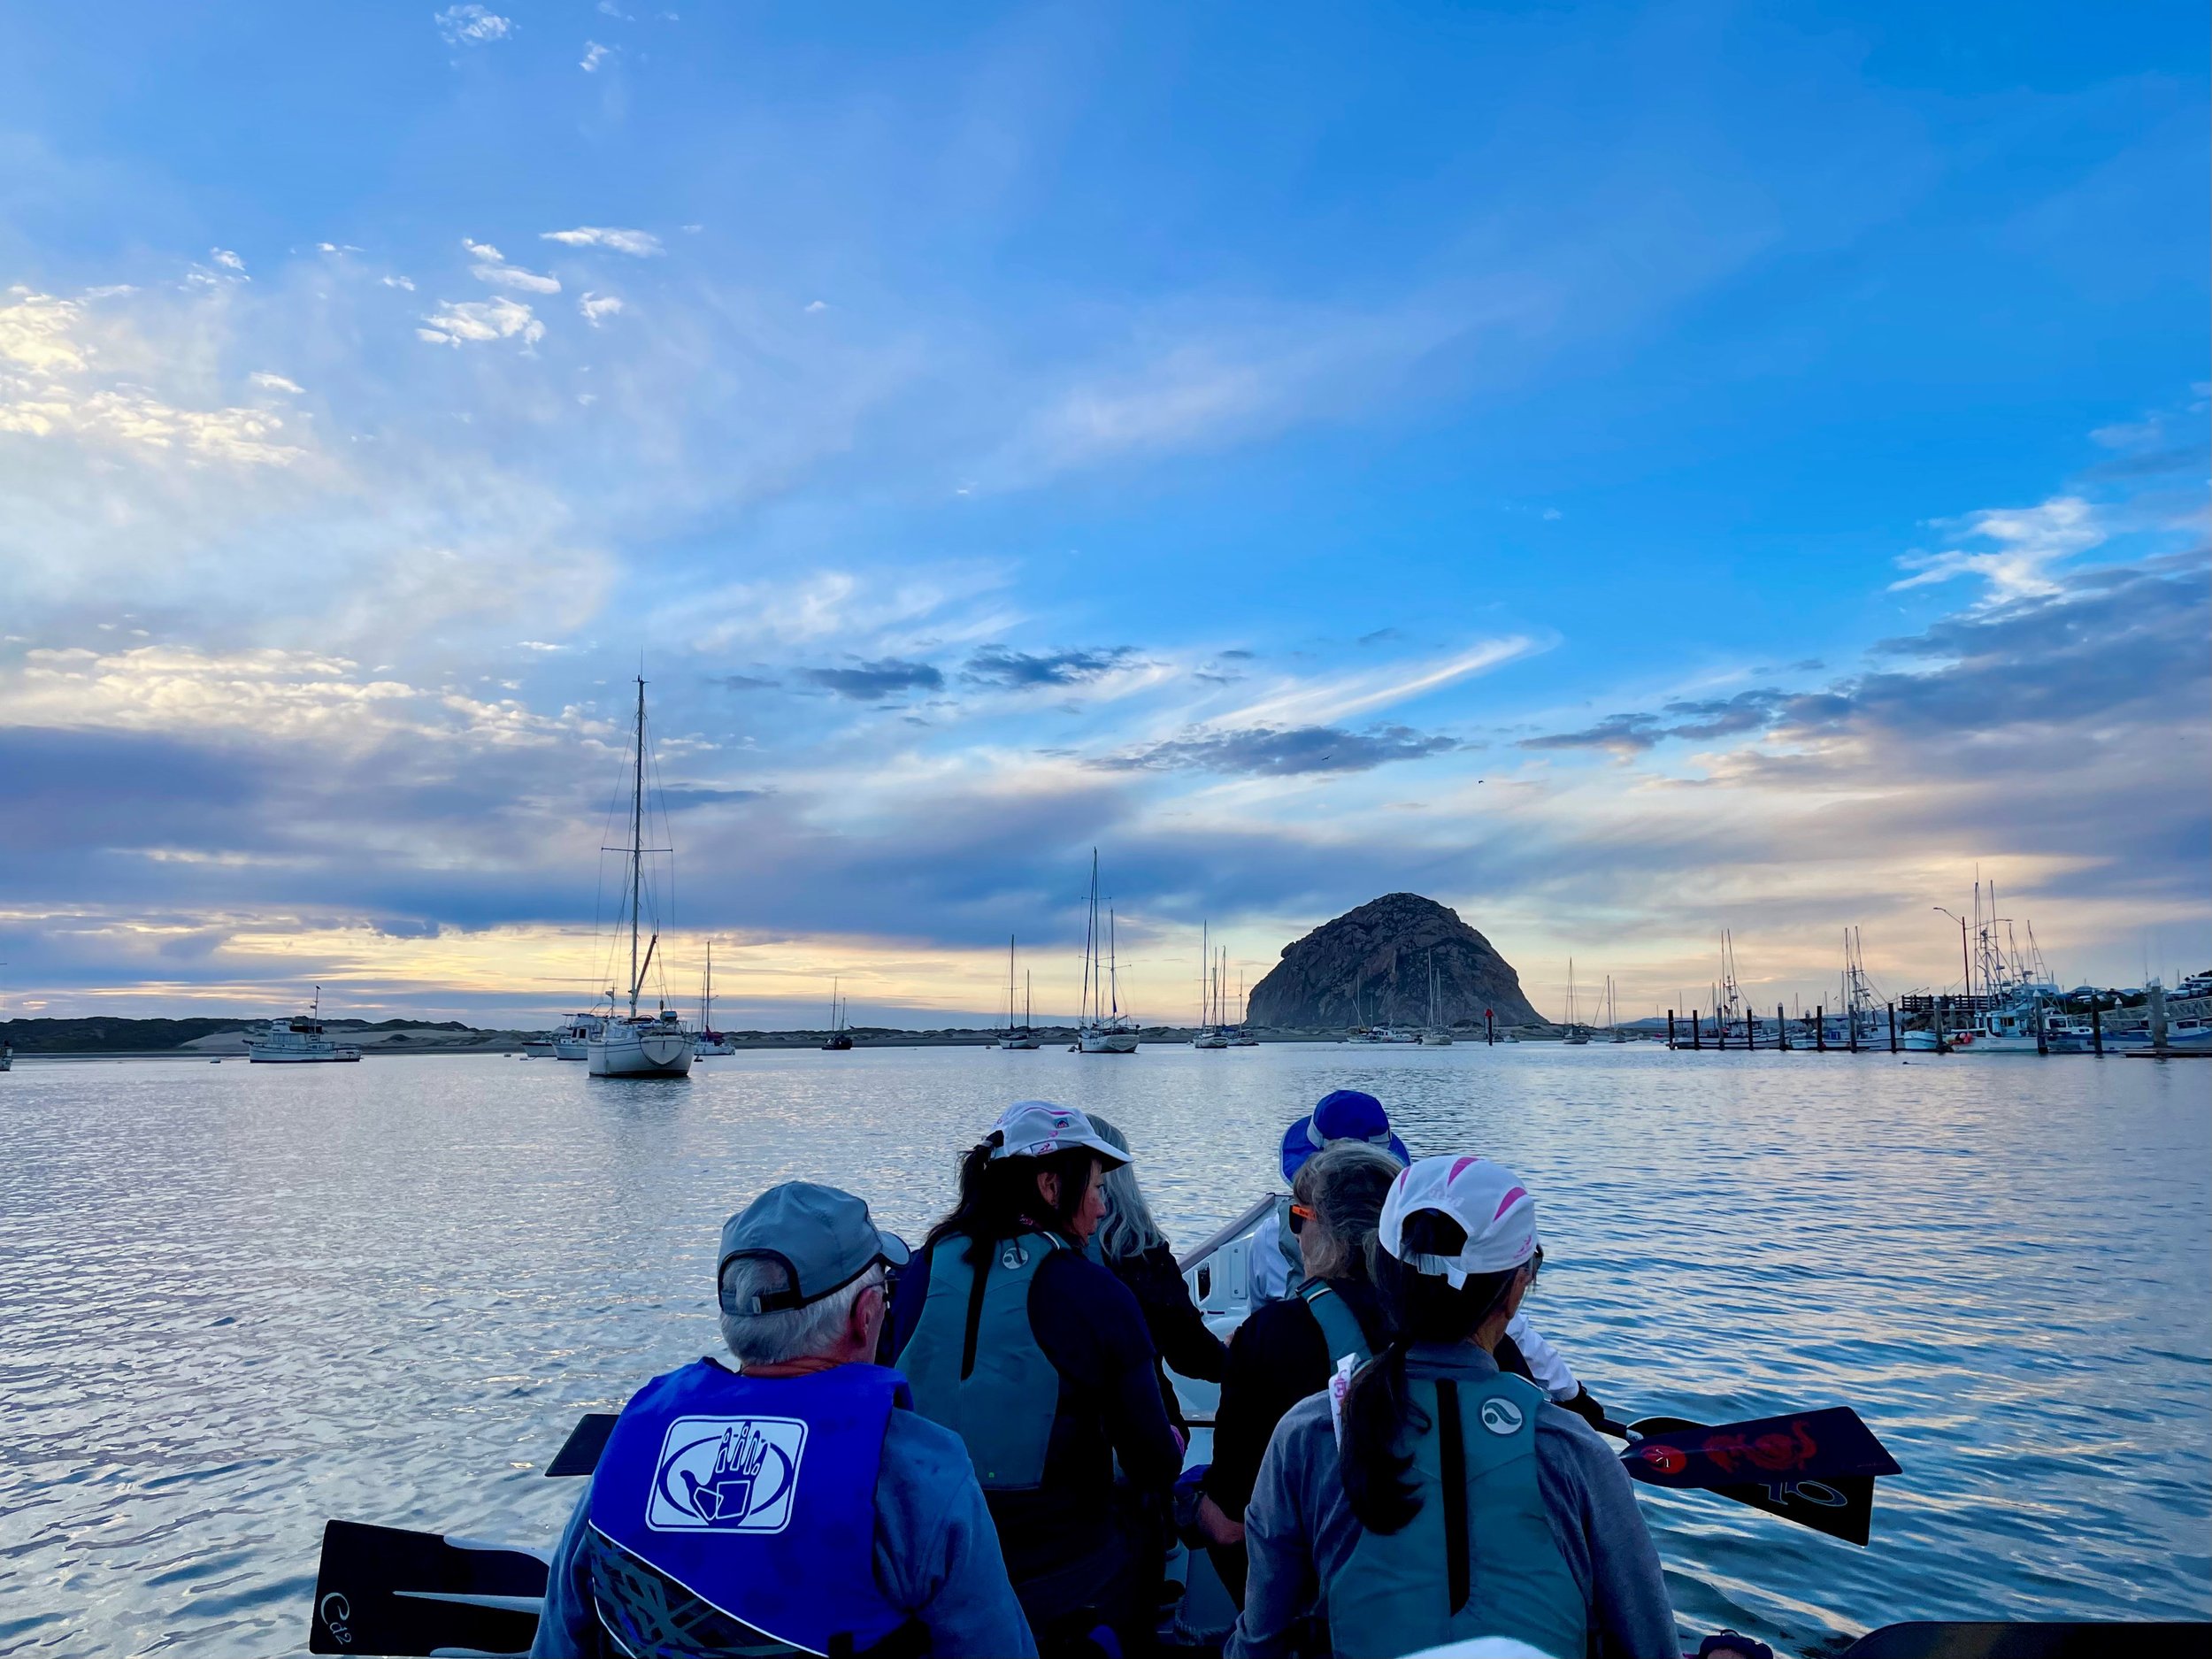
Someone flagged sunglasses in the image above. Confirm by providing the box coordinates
[1288,1202,1317,1235]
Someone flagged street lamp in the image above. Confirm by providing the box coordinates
[1933,906,1971,1003]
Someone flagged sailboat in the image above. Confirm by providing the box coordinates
[1192,925,1230,1048]
[1077,851,1139,1054]
[1001,939,1041,1049]
[587,678,695,1079]
[1421,949,1454,1045]
[1230,967,1259,1045]
[693,942,733,1056]
[1562,959,1590,1044]
[1607,975,1632,1041]
[821,981,854,1051]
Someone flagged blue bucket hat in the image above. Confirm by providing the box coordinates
[1280,1089,1411,1182]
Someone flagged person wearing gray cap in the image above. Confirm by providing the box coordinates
[891,1102,1185,1657]
[530,1181,1037,1659]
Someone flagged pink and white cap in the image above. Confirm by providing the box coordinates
[1377,1155,1540,1286]
[986,1101,1130,1168]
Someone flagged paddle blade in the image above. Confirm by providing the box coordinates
[546,1411,619,1478]
[309,1519,547,1656]
[1708,1471,1877,1546]
[1623,1406,1901,1490]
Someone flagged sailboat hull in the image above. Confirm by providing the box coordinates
[1079,1028,1139,1054]
[1000,1032,1042,1050]
[588,1027,694,1076]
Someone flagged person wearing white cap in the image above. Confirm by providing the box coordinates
[1226,1156,1675,1659]
[531,1180,1036,1659]
[893,1102,1185,1656]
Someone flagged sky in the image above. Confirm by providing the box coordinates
[1,0,2205,1029]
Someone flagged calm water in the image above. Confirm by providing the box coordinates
[1,1044,2206,1657]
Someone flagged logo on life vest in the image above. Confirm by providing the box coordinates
[646,1415,808,1533]
[1001,1240,1030,1270]
[1478,1397,1525,1436]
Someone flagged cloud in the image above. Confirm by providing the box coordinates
[1220,635,1540,729]
[465,239,560,295]
[804,300,829,314]
[577,292,624,326]
[962,645,1136,688]
[1520,689,1790,756]
[211,249,245,273]
[435,4,513,46]
[0,288,304,465]
[1099,723,1461,776]
[417,296,544,348]
[249,373,303,394]
[380,275,416,291]
[1889,495,2108,605]
[580,41,613,72]
[799,658,946,701]
[540,227,664,257]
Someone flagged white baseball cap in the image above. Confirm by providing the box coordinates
[1377,1155,1540,1286]
[987,1101,1130,1168]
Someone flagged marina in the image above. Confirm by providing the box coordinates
[2,1043,2205,1655]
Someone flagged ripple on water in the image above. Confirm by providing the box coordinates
[0,1046,2206,1657]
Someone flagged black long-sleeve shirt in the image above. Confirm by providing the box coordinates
[1202,1277,1386,1521]
[1105,1240,1230,1431]
[889,1238,1184,1623]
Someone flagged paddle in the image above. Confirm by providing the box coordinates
[546,1411,619,1478]
[308,1519,547,1656]
[1612,1409,1901,1547]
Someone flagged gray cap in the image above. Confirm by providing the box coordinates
[718,1181,911,1314]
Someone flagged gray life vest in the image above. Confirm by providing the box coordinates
[1298,1279,1372,1371]
[1324,1364,1586,1659]
[898,1231,1065,1491]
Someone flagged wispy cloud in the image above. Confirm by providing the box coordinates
[464,239,561,295]
[417,296,544,347]
[1097,723,1460,776]
[799,658,945,701]
[435,4,512,47]
[1220,636,1541,729]
[962,645,1136,688]
[541,227,664,257]
[1890,495,2108,604]
[580,41,613,72]
[577,292,624,326]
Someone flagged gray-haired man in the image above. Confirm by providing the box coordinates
[533,1181,1037,1657]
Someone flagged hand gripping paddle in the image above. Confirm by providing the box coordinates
[1614,1407,1901,1547]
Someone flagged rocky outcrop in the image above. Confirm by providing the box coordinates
[1247,893,1542,1029]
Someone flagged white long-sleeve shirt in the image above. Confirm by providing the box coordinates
[1243,1209,1581,1401]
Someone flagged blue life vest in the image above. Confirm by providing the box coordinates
[585,1359,920,1658]
[1298,1279,1373,1371]
[897,1232,1065,1491]
[1323,1363,1586,1659]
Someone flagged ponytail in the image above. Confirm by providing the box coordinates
[1340,1210,1521,1534]
[926,1139,1101,1267]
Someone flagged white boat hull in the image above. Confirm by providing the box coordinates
[523,1040,557,1059]
[1079,1026,1139,1054]
[692,1037,734,1056]
[248,1049,362,1063]
[588,1028,694,1077]
[1901,1030,1942,1052]
[1000,1032,1042,1050]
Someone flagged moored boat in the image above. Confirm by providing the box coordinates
[585,678,693,1080]
[1076,850,1139,1053]
[248,989,362,1063]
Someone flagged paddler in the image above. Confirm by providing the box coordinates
[1226,1155,1676,1659]
[530,1181,1035,1659]
[892,1102,1185,1657]
[1262,1089,1611,1430]
[1197,1140,1401,1601]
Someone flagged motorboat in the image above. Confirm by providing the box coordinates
[522,1033,557,1059]
[552,1014,599,1061]
[248,990,363,1064]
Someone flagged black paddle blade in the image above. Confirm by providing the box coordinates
[1840,1621,2212,1658]
[546,1411,620,1477]
[1709,1471,1877,1546]
[309,1519,547,1656]
[1623,1406,1901,1491]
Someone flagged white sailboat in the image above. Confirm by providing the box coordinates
[1421,949,1454,1045]
[1562,959,1590,1044]
[1000,939,1041,1049]
[588,677,694,1079]
[820,981,854,1050]
[1078,850,1139,1054]
[693,943,733,1056]
[1193,925,1230,1048]
[1230,967,1259,1045]
[248,987,364,1063]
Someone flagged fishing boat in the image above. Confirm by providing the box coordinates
[247,988,363,1064]
[820,982,854,1051]
[692,944,733,1056]
[999,939,1041,1049]
[1076,850,1139,1053]
[586,679,694,1079]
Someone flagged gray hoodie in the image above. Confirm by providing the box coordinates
[1226,1341,1677,1659]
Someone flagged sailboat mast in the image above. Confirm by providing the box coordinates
[628,677,646,1015]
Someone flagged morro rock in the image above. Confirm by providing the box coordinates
[1247,893,1542,1029]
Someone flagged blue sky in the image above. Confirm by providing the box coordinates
[2,0,2204,1025]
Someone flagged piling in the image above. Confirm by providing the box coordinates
[2150,983,2171,1056]
[1692,1010,1702,1051]
[1486,1009,1495,1046]
[1816,1006,1826,1053]
[2091,1002,2103,1056]
[1667,1009,1677,1048]
[1778,1003,1789,1051]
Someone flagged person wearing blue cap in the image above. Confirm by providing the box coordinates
[1249,1092,1607,1432]
[530,1181,1036,1659]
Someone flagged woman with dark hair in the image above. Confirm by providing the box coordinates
[894,1102,1186,1656]
[1196,1141,1398,1604]
[1225,1156,1675,1659]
